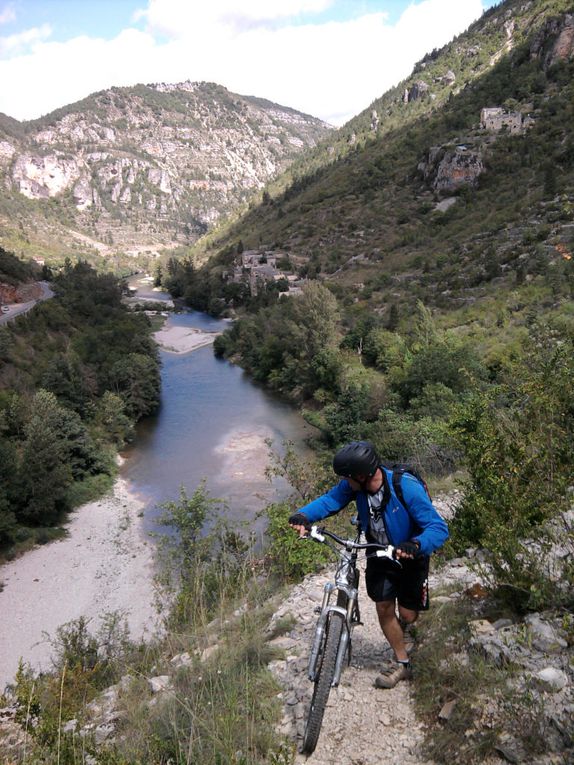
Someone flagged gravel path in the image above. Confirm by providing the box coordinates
[268,561,435,765]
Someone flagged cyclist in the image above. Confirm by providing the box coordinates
[289,440,449,689]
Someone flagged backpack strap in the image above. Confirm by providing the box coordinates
[380,466,408,512]
[391,468,407,510]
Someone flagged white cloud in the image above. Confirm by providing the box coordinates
[139,0,335,35]
[0,5,16,26]
[0,23,51,56]
[0,0,486,124]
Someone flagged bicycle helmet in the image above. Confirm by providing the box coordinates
[332,441,379,479]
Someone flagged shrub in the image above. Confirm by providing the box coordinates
[449,325,574,611]
[265,500,330,580]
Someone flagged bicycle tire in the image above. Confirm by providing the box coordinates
[336,588,349,609]
[335,567,359,610]
[301,611,345,755]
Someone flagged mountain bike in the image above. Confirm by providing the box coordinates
[301,524,399,755]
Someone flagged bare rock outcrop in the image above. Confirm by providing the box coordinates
[530,12,574,68]
[419,145,484,194]
[12,153,82,199]
[0,81,332,251]
[406,81,430,103]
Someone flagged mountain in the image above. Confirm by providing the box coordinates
[0,82,331,262]
[188,0,574,322]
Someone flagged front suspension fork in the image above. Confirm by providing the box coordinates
[307,583,358,686]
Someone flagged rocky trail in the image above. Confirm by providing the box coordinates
[266,496,573,765]
[1,494,571,764]
[268,562,434,765]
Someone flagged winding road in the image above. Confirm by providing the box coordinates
[0,281,54,325]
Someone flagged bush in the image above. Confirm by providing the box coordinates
[449,326,574,611]
[265,501,330,580]
[363,408,458,475]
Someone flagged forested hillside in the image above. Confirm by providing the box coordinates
[160,0,574,605]
[0,247,40,285]
[0,260,160,552]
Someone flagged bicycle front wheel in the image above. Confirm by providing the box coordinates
[301,611,345,755]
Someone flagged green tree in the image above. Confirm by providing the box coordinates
[108,353,160,419]
[17,391,73,525]
[94,391,134,445]
[0,437,18,545]
[41,352,94,415]
[450,327,574,610]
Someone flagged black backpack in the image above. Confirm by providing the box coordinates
[381,462,431,510]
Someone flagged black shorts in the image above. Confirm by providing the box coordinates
[365,554,430,611]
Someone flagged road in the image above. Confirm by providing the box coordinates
[0,281,54,325]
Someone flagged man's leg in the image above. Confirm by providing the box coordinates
[375,600,409,661]
[398,605,418,625]
[374,600,414,688]
[366,562,415,688]
[397,606,418,654]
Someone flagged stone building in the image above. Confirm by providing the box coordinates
[480,107,523,134]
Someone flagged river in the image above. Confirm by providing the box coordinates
[123,278,315,535]
[0,277,313,689]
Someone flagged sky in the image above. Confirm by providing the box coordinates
[0,0,499,126]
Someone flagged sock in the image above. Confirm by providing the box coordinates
[397,659,411,668]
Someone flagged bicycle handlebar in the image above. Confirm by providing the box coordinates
[307,525,398,562]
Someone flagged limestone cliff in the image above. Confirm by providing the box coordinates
[0,82,332,256]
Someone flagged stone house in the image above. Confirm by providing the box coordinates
[480,107,523,134]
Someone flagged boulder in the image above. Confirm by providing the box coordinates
[170,651,192,669]
[433,148,484,193]
[535,667,569,692]
[525,614,567,653]
[148,675,173,694]
[408,81,430,102]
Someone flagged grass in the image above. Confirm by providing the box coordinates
[0,526,68,565]
[427,469,467,497]
[147,313,168,332]
[64,470,116,510]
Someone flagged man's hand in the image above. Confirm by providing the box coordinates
[395,540,421,559]
[288,512,310,538]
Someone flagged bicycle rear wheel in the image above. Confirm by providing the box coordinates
[301,611,345,755]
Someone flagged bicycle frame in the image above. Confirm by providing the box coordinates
[306,525,398,687]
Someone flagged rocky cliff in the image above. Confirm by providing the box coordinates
[0,82,331,258]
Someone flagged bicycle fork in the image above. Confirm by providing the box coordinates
[307,583,358,687]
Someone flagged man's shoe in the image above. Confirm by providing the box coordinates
[374,661,412,689]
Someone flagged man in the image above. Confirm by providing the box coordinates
[288,440,449,688]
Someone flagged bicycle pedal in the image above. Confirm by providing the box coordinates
[313,606,322,614]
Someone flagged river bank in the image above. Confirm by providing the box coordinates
[153,322,221,354]
[0,476,158,692]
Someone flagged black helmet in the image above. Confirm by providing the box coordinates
[333,441,379,479]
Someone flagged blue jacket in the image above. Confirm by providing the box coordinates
[297,466,449,556]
